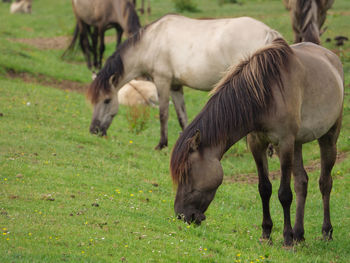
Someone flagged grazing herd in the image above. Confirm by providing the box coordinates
[5,0,345,247]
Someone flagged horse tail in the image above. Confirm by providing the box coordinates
[292,0,320,44]
[124,0,141,35]
[87,50,124,104]
[62,23,80,58]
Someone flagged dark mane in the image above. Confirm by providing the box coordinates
[124,1,141,34]
[170,38,293,185]
[87,27,144,104]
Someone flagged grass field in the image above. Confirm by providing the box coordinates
[0,0,350,262]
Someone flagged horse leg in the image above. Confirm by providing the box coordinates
[78,22,92,70]
[292,143,308,242]
[154,78,170,150]
[98,28,105,69]
[277,136,295,246]
[115,24,123,48]
[247,133,273,241]
[91,27,99,69]
[170,85,188,130]
[317,118,341,240]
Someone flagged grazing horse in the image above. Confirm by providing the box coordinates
[10,0,32,14]
[87,14,281,149]
[289,0,334,44]
[63,0,141,70]
[170,38,343,246]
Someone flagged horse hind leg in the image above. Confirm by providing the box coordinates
[91,27,99,70]
[78,23,92,70]
[292,143,308,242]
[247,134,273,242]
[170,85,188,130]
[98,28,105,69]
[317,117,342,240]
[115,24,123,48]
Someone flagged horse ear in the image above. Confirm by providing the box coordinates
[109,75,117,88]
[189,129,201,151]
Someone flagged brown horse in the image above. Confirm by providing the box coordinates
[289,0,334,44]
[63,0,141,70]
[170,38,343,246]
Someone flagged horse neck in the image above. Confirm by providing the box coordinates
[116,45,145,89]
[204,124,254,161]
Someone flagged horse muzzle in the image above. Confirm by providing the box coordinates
[176,210,206,225]
[89,120,107,136]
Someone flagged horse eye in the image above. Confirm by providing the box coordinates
[104,99,111,104]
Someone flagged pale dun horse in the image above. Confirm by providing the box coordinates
[10,0,32,14]
[170,38,343,246]
[87,14,281,149]
[288,0,334,44]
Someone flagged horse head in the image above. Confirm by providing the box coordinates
[172,130,223,225]
[88,74,121,136]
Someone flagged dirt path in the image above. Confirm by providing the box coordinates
[6,69,88,93]
[224,151,347,184]
[9,36,115,50]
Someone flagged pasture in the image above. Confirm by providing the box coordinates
[0,0,349,262]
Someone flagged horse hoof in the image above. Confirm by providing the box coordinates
[155,142,167,150]
[259,237,273,246]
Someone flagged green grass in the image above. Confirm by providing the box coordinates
[1,0,350,262]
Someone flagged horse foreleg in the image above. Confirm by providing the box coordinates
[277,136,295,246]
[170,85,187,130]
[317,117,341,240]
[154,78,170,150]
[247,133,273,242]
[292,143,308,242]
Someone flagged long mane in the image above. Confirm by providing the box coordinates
[170,38,293,185]
[86,28,144,104]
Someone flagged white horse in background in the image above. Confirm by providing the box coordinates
[10,0,32,14]
[87,14,282,149]
[118,80,158,107]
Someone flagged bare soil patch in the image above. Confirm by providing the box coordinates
[9,36,115,50]
[224,151,347,184]
[6,69,88,93]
